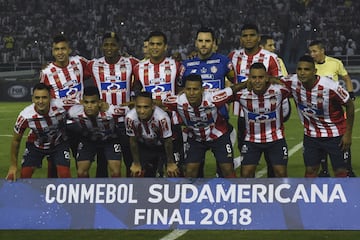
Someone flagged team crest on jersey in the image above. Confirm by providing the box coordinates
[270,96,277,105]
[317,96,324,103]
[165,69,171,75]
[210,66,218,74]
[120,66,126,73]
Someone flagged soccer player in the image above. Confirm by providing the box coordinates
[40,34,88,101]
[260,35,288,77]
[235,63,290,177]
[6,83,72,181]
[67,86,128,178]
[40,33,89,178]
[163,74,246,178]
[125,91,179,177]
[228,23,290,178]
[308,40,356,177]
[142,36,150,61]
[179,27,235,177]
[133,31,180,102]
[87,32,139,177]
[132,30,183,176]
[282,55,354,178]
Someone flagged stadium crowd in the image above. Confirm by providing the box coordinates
[0,0,359,65]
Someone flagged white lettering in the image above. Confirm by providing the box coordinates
[45,184,138,204]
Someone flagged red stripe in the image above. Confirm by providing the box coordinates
[144,63,149,86]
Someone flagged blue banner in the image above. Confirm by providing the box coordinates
[0,178,359,230]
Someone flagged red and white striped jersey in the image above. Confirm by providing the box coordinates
[228,48,282,115]
[67,104,128,141]
[235,84,290,143]
[14,99,69,149]
[125,106,172,146]
[283,74,349,138]
[87,56,139,105]
[40,55,88,101]
[133,57,180,101]
[163,88,233,142]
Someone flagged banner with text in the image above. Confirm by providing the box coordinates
[0,178,359,230]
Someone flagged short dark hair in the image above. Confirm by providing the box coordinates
[298,55,315,65]
[196,27,215,40]
[33,83,51,93]
[148,31,167,45]
[260,35,272,46]
[185,74,203,84]
[53,34,68,44]
[83,86,100,98]
[241,23,259,33]
[250,62,267,72]
[136,91,153,100]
[103,32,120,42]
[308,40,325,49]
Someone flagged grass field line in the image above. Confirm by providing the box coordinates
[159,229,189,240]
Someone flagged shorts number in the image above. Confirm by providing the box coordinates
[226,144,232,154]
[114,144,121,153]
[64,150,70,159]
[282,146,288,157]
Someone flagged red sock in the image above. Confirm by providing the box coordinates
[225,171,237,178]
[21,167,34,178]
[335,171,347,178]
[57,165,71,178]
[305,173,317,178]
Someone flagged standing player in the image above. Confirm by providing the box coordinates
[125,92,179,177]
[283,55,354,178]
[133,31,183,176]
[40,34,89,178]
[40,34,88,101]
[141,36,150,61]
[308,40,356,177]
[235,63,290,177]
[228,23,289,178]
[67,86,128,178]
[164,74,246,178]
[87,32,139,177]
[179,27,235,177]
[260,35,288,77]
[6,83,72,181]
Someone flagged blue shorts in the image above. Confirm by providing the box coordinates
[241,139,288,166]
[138,143,166,177]
[77,139,122,162]
[22,141,71,168]
[303,135,348,170]
[186,131,234,164]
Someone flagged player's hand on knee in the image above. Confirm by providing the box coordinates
[130,163,142,177]
[166,162,180,177]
